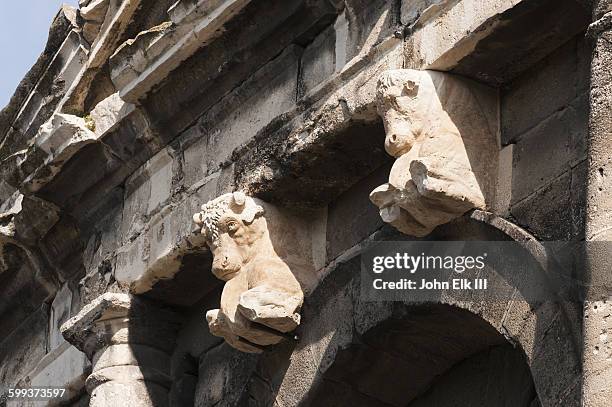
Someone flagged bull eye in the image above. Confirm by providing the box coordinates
[226,220,239,234]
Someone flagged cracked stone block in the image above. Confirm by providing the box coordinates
[121,147,175,241]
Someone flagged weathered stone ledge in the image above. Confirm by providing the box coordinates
[110,0,252,103]
[60,0,144,113]
[0,6,79,146]
[417,0,589,85]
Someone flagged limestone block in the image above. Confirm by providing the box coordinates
[0,193,59,248]
[510,95,588,203]
[110,0,252,102]
[181,126,210,188]
[0,194,58,308]
[0,309,48,392]
[191,45,300,175]
[511,171,573,241]
[49,284,74,350]
[326,165,387,261]
[407,0,548,74]
[21,113,101,194]
[114,175,219,294]
[193,192,320,353]
[110,22,174,91]
[177,44,299,187]
[80,0,109,23]
[501,38,587,144]
[343,0,397,62]
[28,343,90,398]
[195,342,258,406]
[120,147,175,242]
[80,0,110,44]
[83,204,122,277]
[88,93,135,137]
[370,69,498,237]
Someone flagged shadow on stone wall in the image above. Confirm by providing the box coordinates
[191,213,583,407]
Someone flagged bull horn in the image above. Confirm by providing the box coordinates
[232,191,246,207]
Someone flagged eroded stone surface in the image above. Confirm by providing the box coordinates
[21,113,101,194]
[193,192,310,353]
[370,69,498,237]
[110,0,252,102]
[80,0,111,44]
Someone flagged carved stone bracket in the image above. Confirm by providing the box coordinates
[61,293,179,407]
[370,69,498,237]
[193,192,310,353]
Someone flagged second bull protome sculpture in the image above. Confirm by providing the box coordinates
[370,69,497,237]
[193,192,304,353]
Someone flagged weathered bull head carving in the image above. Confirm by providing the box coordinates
[193,192,304,353]
[371,69,496,237]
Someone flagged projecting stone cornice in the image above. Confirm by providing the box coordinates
[0,7,86,176]
[20,114,101,194]
[60,0,144,113]
[1,93,135,201]
[0,194,61,338]
[410,0,589,85]
[109,0,252,103]
[78,0,111,45]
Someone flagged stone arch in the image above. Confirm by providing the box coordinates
[305,303,538,406]
[240,210,580,407]
[430,210,582,407]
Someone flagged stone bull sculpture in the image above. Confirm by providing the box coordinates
[193,192,304,353]
[370,69,497,236]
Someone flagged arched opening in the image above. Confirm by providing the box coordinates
[307,303,538,406]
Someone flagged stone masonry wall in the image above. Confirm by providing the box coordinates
[0,1,596,406]
[502,34,591,241]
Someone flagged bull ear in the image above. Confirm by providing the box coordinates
[242,202,264,225]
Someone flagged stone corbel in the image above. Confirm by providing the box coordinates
[370,69,498,237]
[61,293,180,407]
[192,192,314,353]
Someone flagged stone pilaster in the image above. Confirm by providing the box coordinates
[584,2,612,406]
[61,293,179,407]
